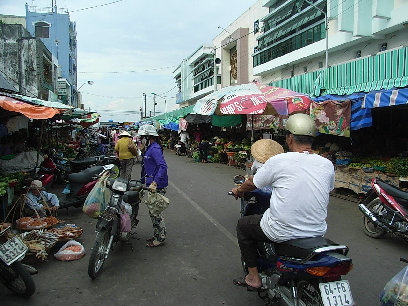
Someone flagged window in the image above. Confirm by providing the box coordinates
[35,22,50,38]
[380,43,387,52]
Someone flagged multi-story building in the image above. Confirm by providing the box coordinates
[25,4,78,106]
[173,45,215,107]
[212,1,268,87]
[254,0,408,95]
[174,2,268,109]
[0,23,58,101]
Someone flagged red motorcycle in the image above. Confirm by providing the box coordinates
[359,178,408,241]
[59,164,119,211]
[37,156,58,188]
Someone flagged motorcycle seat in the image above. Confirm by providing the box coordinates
[123,191,140,203]
[71,157,97,167]
[377,179,408,207]
[68,166,104,183]
[275,236,348,262]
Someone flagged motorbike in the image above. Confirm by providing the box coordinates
[175,141,187,156]
[230,175,354,305]
[0,225,35,298]
[358,178,408,241]
[87,177,148,279]
[59,164,120,210]
[56,154,119,178]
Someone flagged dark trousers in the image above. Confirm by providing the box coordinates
[236,214,271,268]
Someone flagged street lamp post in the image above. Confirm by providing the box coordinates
[143,93,147,119]
[151,93,166,117]
[305,0,328,70]
[78,80,94,91]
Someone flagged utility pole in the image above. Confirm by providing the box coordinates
[153,94,156,117]
[143,93,146,118]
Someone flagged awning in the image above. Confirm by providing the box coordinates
[144,105,195,124]
[0,95,60,119]
[184,114,212,124]
[9,93,72,110]
[313,92,372,131]
[362,88,408,108]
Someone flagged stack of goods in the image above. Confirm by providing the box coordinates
[16,216,60,230]
[18,230,59,261]
[48,224,83,241]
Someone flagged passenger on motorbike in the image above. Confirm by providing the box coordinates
[232,113,335,291]
[243,139,284,216]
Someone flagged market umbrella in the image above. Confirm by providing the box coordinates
[193,83,279,116]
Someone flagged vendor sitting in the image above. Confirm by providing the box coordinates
[25,180,59,217]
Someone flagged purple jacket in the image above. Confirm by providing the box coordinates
[141,141,168,188]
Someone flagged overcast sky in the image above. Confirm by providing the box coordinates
[2,0,256,123]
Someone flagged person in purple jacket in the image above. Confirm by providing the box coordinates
[137,124,168,247]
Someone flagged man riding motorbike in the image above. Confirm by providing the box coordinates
[231,113,335,291]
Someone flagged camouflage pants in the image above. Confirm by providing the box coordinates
[149,188,167,242]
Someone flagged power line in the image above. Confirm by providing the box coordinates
[78,65,176,74]
[70,0,125,13]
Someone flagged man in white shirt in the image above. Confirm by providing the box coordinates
[232,113,335,291]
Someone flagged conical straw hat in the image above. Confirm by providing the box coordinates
[251,139,284,163]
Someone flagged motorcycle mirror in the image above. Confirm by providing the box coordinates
[233,175,245,185]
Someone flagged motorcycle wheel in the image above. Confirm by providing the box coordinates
[363,198,386,238]
[0,261,36,298]
[88,229,110,279]
[297,280,323,306]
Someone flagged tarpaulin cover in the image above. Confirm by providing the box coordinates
[245,114,288,131]
[163,122,179,131]
[313,93,372,131]
[0,95,60,119]
[362,88,408,108]
[10,93,72,110]
[184,114,212,124]
[211,115,241,127]
[310,100,351,137]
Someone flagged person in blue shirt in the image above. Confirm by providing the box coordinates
[25,180,59,217]
[138,125,168,247]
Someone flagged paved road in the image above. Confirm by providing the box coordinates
[2,149,407,305]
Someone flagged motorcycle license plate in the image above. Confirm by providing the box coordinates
[319,280,354,306]
[0,236,28,266]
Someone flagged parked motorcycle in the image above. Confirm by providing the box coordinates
[358,178,408,241]
[230,175,354,305]
[0,225,35,297]
[56,155,119,178]
[175,141,187,156]
[59,164,119,210]
[87,177,148,279]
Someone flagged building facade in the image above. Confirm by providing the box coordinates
[173,45,215,107]
[0,24,58,101]
[212,1,268,87]
[254,0,408,95]
[25,4,78,106]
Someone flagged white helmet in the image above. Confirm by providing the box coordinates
[137,124,158,137]
[285,113,317,137]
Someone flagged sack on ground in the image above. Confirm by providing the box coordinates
[380,265,408,305]
[83,172,111,218]
[144,191,169,216]
[54,240,85,261]
[128,139,138,156]
[120,212,131,232]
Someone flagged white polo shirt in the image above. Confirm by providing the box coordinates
[253,151,335,242]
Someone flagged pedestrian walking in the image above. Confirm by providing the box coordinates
[138,124,168,248]
[115,131,138,181]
